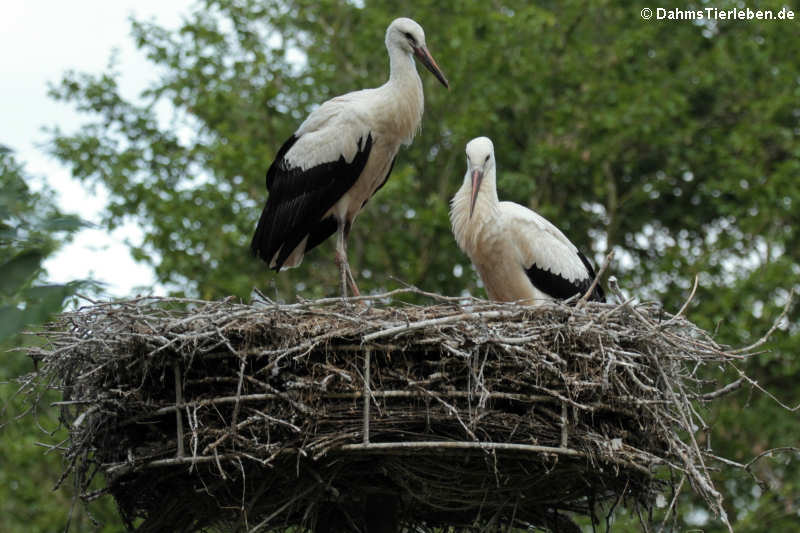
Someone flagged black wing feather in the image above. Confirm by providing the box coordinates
[524,250,605,303]
[251,133,373,270]
[266,134,301,189]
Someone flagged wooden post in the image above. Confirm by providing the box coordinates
[173,361,185,458]
[363,349,371,444]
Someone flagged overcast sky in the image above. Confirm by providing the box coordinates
[1,1,195,297]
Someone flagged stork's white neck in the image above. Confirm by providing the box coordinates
[387,45,422,87]
[371,44,424,145]
[450,167,500,255]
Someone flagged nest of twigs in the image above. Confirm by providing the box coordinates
[22,287,764,532]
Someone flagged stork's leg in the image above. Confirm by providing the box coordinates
[342,221,360,297]
[334,221,349,297]
[346,267,360,297]
[334,219,360,297]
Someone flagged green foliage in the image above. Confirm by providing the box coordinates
[29,0,800,530]
[0,150,119,531]
[0,150,90,342]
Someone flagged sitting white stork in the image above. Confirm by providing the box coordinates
[251,17,449,296]
[450,137,605,305]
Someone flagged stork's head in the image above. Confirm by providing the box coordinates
[465,137,496,219]
[386,18,449,89]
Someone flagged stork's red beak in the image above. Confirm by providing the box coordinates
[469,168,483,219]
[414,45,449,89]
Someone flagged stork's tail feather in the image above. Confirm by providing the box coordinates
[250,204,284,271]
[251,204,339,272]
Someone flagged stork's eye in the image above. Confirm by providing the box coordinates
[485,155,491,163]
[404,32,417,45]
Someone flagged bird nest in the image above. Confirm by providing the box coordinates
[21,287,769,532]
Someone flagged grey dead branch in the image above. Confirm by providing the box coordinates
[18,287,795,532]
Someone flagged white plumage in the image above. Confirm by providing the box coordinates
[451,137,605,305]
[251,17,449,296]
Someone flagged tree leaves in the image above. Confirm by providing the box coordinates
[0,151,88,344]
[0,249,86,343]
[0,251,44,298]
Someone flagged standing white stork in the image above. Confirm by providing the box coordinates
[450,137,605,305]
[251,17,449,296]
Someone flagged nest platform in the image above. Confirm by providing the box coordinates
[24,289,750,532]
